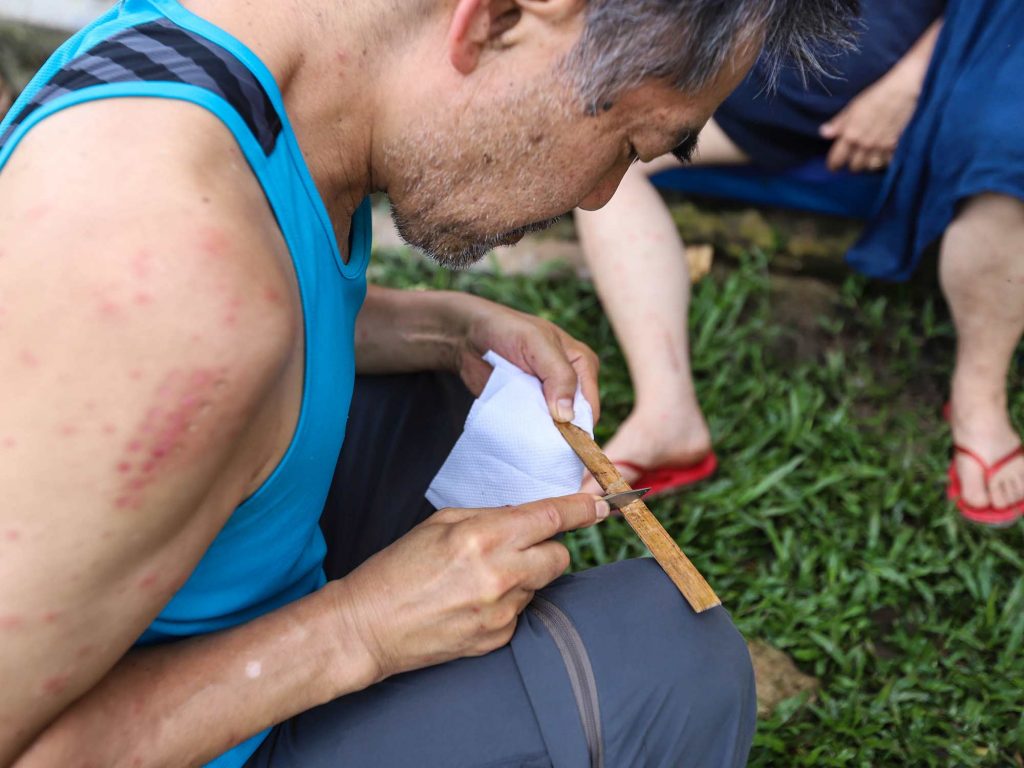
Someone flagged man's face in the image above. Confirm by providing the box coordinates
[383,19,755,269]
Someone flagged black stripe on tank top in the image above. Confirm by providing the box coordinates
[134,22,282,150]
[0,17,282,155]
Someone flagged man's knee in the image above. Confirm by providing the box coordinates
[605,559,755,754]
[541,559,756,766]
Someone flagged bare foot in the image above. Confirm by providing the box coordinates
[581,405,712,494]
[950,394,1024,512]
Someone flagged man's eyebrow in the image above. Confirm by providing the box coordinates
[670,131,700,165]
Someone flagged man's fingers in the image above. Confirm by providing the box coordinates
[566,340,601,423]
[519,540,572,590]
[528,332,582,423]
[507,493,608,548]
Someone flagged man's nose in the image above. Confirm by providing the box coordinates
[577,161,631,211]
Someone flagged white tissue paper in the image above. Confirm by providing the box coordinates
[425,350,595,510]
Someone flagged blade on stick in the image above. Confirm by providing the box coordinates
[556,421,721,613]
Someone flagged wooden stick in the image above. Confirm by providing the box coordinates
[556,421,721,613]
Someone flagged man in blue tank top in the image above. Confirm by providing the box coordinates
[0,1,855,766]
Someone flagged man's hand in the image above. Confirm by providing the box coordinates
[335,493,610,682]
[355,287,601,423]
[452,295,600,423]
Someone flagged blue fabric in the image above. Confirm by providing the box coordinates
[0,2,371,765]
[653,158,883,220]
[847,0,1024,280]
[715,0,945,169]
[650,1,943,222]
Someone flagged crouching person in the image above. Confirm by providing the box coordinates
[0,0,853,764]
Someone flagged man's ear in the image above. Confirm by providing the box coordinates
[448,0,583,74]
[449,0,516,74]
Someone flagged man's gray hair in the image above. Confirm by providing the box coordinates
[565,0,860,112]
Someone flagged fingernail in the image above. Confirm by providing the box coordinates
[595,500,610,521]
[556,398,575,422]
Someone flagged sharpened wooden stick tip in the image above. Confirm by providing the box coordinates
[554,421,721,612]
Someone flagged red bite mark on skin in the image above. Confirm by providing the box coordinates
[223,296,241,327]
[199,227,231,260]
[98,297,121,318]
[40,674,70,696]
[113,368,223,510]
[0,615,25,630]
[41,610,62,624]
[1,437,15,449]
[4,528,20,541]
[263,287,284,306]
[76,644,96,660]
[134,291,153,307]
[137,572,160,591]
[59,424,78,437]
[132,249,153,280]
[129,369,143,381]
[25,203,50,222]
[19,349,39,368]
[102,423,118,436]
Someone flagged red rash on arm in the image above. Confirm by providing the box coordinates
[112,368,227,511]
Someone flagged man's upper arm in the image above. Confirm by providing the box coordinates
[0,100,295,757]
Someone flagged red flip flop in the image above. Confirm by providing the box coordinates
[614,452,718,499]
[947,443,1024,527]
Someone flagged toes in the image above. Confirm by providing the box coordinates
[991,477,1012,509]
[988,458,1024,510]
[1003,461,1024,506]
[957,457,991,509]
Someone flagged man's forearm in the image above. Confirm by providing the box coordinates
[14,582,376,768]
[355,285,473,374]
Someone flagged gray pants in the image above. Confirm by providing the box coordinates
[246,373,756,768]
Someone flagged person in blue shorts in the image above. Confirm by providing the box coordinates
[0,1,855,766]
[578,0,1024,528]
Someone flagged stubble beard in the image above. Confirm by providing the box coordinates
[384,77,577,270]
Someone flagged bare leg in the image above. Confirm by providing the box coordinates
[576,119,747,490]
[940,194,1024,511]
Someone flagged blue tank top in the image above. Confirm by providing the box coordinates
[0,2,370,764]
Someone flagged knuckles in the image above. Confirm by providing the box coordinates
[454,527,493,561]
[476,569,512,605]
[551,545,571,574]
[432,507,463,525]
[528,501,563,538]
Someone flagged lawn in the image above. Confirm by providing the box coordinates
[370,241,1024,767]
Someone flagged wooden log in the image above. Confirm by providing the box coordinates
[556,421,721,613]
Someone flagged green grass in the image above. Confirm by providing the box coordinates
[369,245,1024,767]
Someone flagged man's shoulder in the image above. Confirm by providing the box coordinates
[0,95,296,376]
[2,95,264,221]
